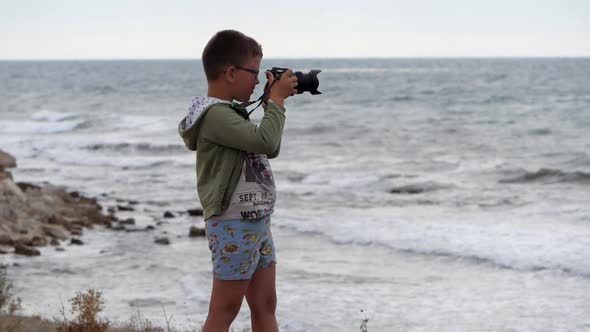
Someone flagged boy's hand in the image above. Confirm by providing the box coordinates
[266,69,298,107]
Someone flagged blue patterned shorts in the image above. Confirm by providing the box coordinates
[205,215,276,280]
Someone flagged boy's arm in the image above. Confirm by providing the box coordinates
[201,103,286,154]
[266,138,281,159]
[262,99,281,159]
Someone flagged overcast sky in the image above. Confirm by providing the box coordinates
[1,0,589,59]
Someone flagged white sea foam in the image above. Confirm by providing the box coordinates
[276,206,590,277]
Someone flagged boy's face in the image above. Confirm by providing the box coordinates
[231,56,261,102]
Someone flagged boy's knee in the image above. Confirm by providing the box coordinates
[210,299,243,318]
[250,294,277,315]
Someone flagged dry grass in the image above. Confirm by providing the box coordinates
[1,265,23,315]
[55,288,110,332]
[0,314,171,332]
[0,276,171,332]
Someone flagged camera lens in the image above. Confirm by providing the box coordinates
[294,70,322,95]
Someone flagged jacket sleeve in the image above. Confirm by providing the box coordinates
[200,103,286,154]
[266,137,281,159]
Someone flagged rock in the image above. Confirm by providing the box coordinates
[0,234,13,246]
[163,211,175,218]
[70,238,84,245]
[187,208,204,216]
[15,182,40,192]
[42,224,68,240]
[146,225,155,231]
[13,234,47,247]
[154,237,170,245]
[0,171,12,181]
[0,161,113,255]
[69,227,83,236]
[30,236,48,247]
[189,226,206,237]
[1,177,26,201]
[128,200,139,205]
[117,205,134,211]
[125,227,148,233]
[107,207,117,214]
[0,249,8,254]
[14,244,40,256]
[0,150,17,171]
[111,225,126,231]
[119,218,135,225]
[55,247,65,252]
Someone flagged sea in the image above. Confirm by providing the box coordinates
[1,58,589,331]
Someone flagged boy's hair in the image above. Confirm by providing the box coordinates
[202,30,263,81]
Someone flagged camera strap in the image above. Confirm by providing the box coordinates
[238,79,279,117]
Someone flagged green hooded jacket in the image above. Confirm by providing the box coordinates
[178,98,285,220]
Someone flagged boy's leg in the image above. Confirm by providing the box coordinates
[245,264,278,332]
[202,278,250,332]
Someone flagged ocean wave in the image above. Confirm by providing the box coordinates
[83,85,117,94]
[300,174,381,189]
[323,68,388,73]
[279,214,590,278]
[419,89,437,95]
[59,157,169,169]
[389,95,414,102]
[478,95,516,104]
[389,181,450,194]
[112,115,169,131]
[290,173,446,193]
[31,110,80,122]
[483,73,508,83]
[0,119,87,134]
[300,125,335,135]
[499,168,590,185]
[323,67,450,74]
[527,128,552,136]
[43,148,172,169]
[83,142,185,154]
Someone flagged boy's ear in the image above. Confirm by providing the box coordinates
[224,65,237,83]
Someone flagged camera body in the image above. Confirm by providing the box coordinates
[267,67,322,95]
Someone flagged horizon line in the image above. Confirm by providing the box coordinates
[1,55,590,62]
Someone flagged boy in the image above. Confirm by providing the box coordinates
[178,30,297,332]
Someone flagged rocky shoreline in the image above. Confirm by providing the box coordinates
[0,149,205,257]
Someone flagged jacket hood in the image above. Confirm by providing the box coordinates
[178,96,230,151]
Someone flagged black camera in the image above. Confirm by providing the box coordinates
[268,67,322,95]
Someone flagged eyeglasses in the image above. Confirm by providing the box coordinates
[234,66,259,76]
